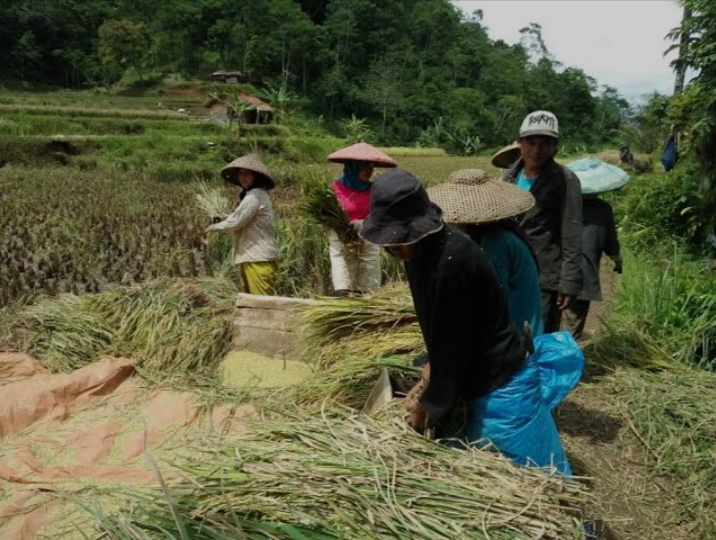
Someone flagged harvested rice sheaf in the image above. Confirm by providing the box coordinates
[92,410,588,540]
[298,175,358,245]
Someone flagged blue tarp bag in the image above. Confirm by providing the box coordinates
[534,331,584,410]
[465,331,584,477]
[661,134,678,172]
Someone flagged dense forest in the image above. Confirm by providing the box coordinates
[0,0,633,147]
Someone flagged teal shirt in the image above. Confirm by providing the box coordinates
[476,228,544,338]
[516,169,536,191]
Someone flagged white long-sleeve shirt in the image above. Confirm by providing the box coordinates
[207,188,280,264]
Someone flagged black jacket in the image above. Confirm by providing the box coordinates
[580,198,620,302]
[504,159,583,296]
[405,227,526,430]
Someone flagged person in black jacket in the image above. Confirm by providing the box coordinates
[504,110,583,333]
[564,195,623,340]
[359,168,572,475]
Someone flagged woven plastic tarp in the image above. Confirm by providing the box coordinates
[567,157,630,194]
[465,331,584,476]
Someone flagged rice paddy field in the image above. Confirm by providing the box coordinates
[1,87,715,539]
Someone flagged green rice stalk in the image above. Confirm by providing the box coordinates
[298,175,358,245]
[89,409,588,540]
[4,278,235,378]
[193,181,233,220]
[299,285,420,369]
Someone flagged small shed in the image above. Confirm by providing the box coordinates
[235,94,274,124]
[211,70,246,84]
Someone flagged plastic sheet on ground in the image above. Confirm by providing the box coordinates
[0,353,255,539]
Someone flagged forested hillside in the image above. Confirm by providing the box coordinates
[0,0,630,147]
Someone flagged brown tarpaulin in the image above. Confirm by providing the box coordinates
[0,353,254,539]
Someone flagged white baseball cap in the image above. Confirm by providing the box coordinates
[519,110,559,139]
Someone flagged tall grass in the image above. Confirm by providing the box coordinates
[600,248,716,370]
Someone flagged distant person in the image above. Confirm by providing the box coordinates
[326,143,397,297]
[427,168,543,338]
[619,144,634,165]
[503,111,583,333]
[206,153,280,295]
[563,194,623,340]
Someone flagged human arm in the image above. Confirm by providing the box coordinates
[604,205,623,273]
[558,171,584,307]
[206,192,260,234]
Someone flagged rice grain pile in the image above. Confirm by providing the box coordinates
[91,410,588,539]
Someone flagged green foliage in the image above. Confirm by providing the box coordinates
[0,0,631,148]
[98,19,150,80]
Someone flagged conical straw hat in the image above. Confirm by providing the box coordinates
[491,142,521,169]
[220,153,275,188]
[427,169,535,224]
[327,143,397,168]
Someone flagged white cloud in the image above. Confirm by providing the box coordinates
[451,0,684,102]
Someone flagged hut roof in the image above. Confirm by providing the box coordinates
[238,94,274,113]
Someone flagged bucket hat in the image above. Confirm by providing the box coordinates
[491,142,521,169]
[220,153,275,188]
[427,169,535,225]
[327,143,398,168]
[360,169,443,246]
[519,110,559,139]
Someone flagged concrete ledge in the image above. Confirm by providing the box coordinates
[233,293,316,359]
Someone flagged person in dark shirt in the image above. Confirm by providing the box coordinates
[564,195,623,340]
[359,168,572,475]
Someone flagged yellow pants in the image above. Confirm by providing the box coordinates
[239,261,279,295]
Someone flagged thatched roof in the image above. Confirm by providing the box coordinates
[238,94,274,113]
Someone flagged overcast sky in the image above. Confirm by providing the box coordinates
[451,0,684,103]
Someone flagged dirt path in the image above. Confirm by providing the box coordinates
[556,262,688,539]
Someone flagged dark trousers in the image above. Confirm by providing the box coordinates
[563,299,591,341]
[540,290,563,333]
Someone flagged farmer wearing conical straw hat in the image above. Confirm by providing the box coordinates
[427,169,543,337]
[206,153,280,295]
[503,111,583,333]
[359,169,574,476]
[326,142,397,297]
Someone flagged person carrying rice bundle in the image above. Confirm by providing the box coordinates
[359,169,580,477]
[326,143,397,297]
[427,168,543,338]
[205,153,280,295]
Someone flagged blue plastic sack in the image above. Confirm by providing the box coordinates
[661,134,678,172]
[463,332,584,476]
[534,331,584,410]
[466,356,573,476]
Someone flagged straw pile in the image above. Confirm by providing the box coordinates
[3,277,236,376]
[91,410,588,539]
[300,284,422,370]
[299,175,358,244]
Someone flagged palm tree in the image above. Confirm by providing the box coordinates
[671,0,692,96]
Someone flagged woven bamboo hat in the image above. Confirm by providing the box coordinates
[427,169,535,224]
[491,142,521,169]
[220,153,275,188]
[327,143,397,168]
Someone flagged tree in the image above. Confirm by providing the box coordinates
[519,23,550,64]
[671,2,693,96]
[97,19,149,80]
[363,52,404,136]
[13,31,41,81]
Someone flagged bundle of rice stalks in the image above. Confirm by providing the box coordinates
[4,277,236,377]
[13,294,114,372]
[290,355,420,410]
[300,285,421,369]
[298,174,358,244]
[85,277,236,376]
[193,181,233,220]
[90,410,588,539]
